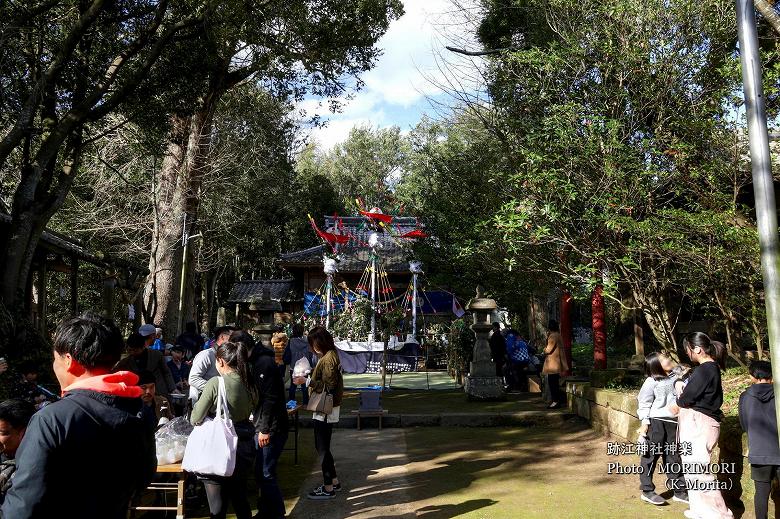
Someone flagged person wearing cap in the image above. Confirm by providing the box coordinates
[115,332,176,401]
[138,323,157,347]
[137,370,174,428]
[167,345,190,392]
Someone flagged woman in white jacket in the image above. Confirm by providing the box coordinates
[636,351,688,506]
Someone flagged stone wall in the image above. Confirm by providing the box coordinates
[565,379,778,515]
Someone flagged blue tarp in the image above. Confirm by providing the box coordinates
[303,290,358,316]
[303,290,456,316]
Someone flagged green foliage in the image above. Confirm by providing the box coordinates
[300,125,409,209]
[329,298,372,340]
[408,0,780,349]
[445,318,475,375]
[396,116,538,313]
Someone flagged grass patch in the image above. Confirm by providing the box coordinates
[402,425,688,518]
[722,365,750,417]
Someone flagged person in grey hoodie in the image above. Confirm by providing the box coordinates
[188,326,234,403]
[636,351,688,506]
[739,360,780,519]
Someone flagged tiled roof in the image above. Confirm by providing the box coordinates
[0,212,146,272]
[226,279,298,303]
[278,216,422,273]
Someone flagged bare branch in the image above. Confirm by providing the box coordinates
[445,45,519,56]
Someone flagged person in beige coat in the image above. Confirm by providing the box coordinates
[542,319,568,409]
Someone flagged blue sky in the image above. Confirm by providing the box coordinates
[300,0,481,149]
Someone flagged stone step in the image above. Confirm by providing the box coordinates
[299,409,579,429]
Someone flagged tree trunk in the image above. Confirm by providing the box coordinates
[144,113,191,335]
[1,213,45,311]
[144,96,219,336]
[592,285,607,369]
[630,286,678,352]
[755,0,780,36]
[1,142,81,313]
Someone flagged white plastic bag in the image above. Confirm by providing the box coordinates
[155,416,193,465]
[292,356,312,378]
[181,377,237,476]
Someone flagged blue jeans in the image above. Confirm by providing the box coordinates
[255,430,288,519]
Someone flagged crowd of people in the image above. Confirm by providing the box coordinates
[2,311,779,518]
[0,313,345,519]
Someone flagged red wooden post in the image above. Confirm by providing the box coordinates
[592,285,607,369]
[560,291,573,376]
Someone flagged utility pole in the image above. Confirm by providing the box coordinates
[736,0,780,448]
[177,212,201,337]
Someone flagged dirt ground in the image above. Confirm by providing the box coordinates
[285,418,740,519]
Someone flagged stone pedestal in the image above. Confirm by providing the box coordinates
[464,296,505,400]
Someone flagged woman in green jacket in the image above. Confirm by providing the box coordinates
[294,326,344,500]
[190,341,257,519]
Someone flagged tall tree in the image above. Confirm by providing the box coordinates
[473,0,780,349]
[142,0,404,334]
[0,1,212,312]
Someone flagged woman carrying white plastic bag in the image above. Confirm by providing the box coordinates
[187,341,258,519]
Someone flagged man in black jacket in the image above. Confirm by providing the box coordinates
[232,330,289,519]
[489,322,507,380]
[1,312,156,519]
[739,360,780,519]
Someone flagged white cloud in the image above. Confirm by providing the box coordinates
[300,0,483,150]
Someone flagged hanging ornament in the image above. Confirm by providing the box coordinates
[368,232,382,249]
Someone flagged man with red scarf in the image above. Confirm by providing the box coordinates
[2,312,156,519]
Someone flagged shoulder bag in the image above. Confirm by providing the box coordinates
[181,376,238,477]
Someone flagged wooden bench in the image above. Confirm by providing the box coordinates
[350,390,388,430]
[128,463,186,519]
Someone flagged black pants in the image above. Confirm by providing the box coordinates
[638,418,685,494]
[546,373,562,403]
[313,419,337,486]
[495,358,505,379]
[752,464,779,519]
[504,362,529,391]
[255,431,288,519]
[200,423,255,519]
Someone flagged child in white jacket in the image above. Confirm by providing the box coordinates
[636,351,688,506]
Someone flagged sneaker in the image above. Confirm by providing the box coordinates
[673,493,689,504]
[683,510,700,519]
[307,486,336,500]
[333,482,342,492]
[640,491,666,505]
[547,402,561,409]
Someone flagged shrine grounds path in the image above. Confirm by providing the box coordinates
[172,391,745,518]
[282,401,713,519]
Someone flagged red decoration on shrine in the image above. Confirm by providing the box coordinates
[308,215,349,247]
[359,209,393,224]
[400,229,428,239]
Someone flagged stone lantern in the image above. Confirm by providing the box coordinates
[464,289,505,400]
